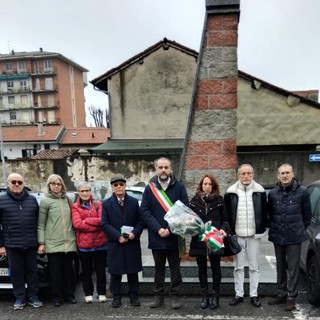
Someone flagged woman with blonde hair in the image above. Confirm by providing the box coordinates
[37,174,77,307]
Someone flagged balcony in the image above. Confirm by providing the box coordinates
[0,71,29,80]
[32,104,59,109]
[32,86,58,93]
[31,68,56,76]
[0,120,44,127]
[0,87,31,95]
[0,104,33,111]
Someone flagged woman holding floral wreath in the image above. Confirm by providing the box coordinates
[189,173,229,310]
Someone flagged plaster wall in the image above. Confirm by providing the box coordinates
[108,48,197,139]
[238,78,320,146]
[0,153,319,200]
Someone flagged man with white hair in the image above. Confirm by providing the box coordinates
[224,164,268,308]
[0,173,42,310]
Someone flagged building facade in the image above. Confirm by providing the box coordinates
[0,48,89,159]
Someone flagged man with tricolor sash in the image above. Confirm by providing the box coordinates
[140,157,188,309]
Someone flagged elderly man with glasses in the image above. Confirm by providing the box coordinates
[0,173,43,310]
[101,175,144,308]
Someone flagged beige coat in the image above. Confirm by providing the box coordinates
[38,192,76,253]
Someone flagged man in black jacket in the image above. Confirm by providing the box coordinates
[0,173,42,310]
[141,157,188,309]
[268,164,311,311]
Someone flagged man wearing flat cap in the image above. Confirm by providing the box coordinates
[101,175,144,308]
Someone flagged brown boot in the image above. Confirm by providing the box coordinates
[285,299,296,311]
[171,295,182,309]
[150,295,164,308]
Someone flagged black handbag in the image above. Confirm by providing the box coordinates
[212,233,242,257]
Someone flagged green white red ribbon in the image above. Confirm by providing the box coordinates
[199,221,224,251]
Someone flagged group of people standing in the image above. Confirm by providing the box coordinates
[0,157,311,313]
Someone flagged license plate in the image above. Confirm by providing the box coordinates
[0,268,9,276]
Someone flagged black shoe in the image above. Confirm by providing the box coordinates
[130,296,141,307]
[250,296,261,307]
[229,296,244,306]
[65,297,76,304]
[112,298,122,308]
[210,294,219,309]
[200,296,209,309]
[52,299,62,307]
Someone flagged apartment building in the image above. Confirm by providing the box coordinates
[0,48,89,159]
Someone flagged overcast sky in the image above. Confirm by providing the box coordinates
[1,0,320,125]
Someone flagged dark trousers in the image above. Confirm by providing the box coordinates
[274,243,301,298]
[196,254,221,294]
[152,249,182,296]
[78,250,107,296]
[47,252,76,302]
[110,273,139,299]
[7,247,39,300]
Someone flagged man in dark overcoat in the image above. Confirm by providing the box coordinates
[101,175,144,308]
[268,163,311,311]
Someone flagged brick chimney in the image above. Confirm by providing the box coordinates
[180,0,240,195]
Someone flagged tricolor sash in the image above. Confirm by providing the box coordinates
[149,182,186,257]
[149,182,173,213]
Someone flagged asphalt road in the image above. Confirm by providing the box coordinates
[0,277,320,320]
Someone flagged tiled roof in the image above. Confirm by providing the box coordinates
[0,50,88,72]
[2,125,65,142]
[90,38,198,89]
[31,148,79,160]
[60,127,109,145]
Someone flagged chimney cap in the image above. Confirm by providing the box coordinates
[206,0,240,14]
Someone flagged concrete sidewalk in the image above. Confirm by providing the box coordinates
[135,230,277,295]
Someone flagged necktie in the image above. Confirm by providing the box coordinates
[118,199,124,207]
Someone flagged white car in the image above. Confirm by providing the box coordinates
[126,187,145,206]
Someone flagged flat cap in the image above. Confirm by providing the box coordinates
[110,175,127,184]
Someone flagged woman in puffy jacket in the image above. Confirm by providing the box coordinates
[38,174,76,307]
[72,182,108,304]
[189,173,229,310]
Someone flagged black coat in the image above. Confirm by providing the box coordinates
[189,194,229,257]
[268,178,311,245]
[101,193,144,274]
[0,188,39,249]
[140,175,189,250]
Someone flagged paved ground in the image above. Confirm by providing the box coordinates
[2,231,318,319]
[1,293,320,320]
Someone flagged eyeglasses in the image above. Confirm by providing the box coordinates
[79,189,91,193]
[10,180,23,186]
[50,182,62,187]
[158,166,169,170]
[112,182,125,187]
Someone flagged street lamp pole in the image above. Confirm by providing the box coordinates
[0,120,6,185]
